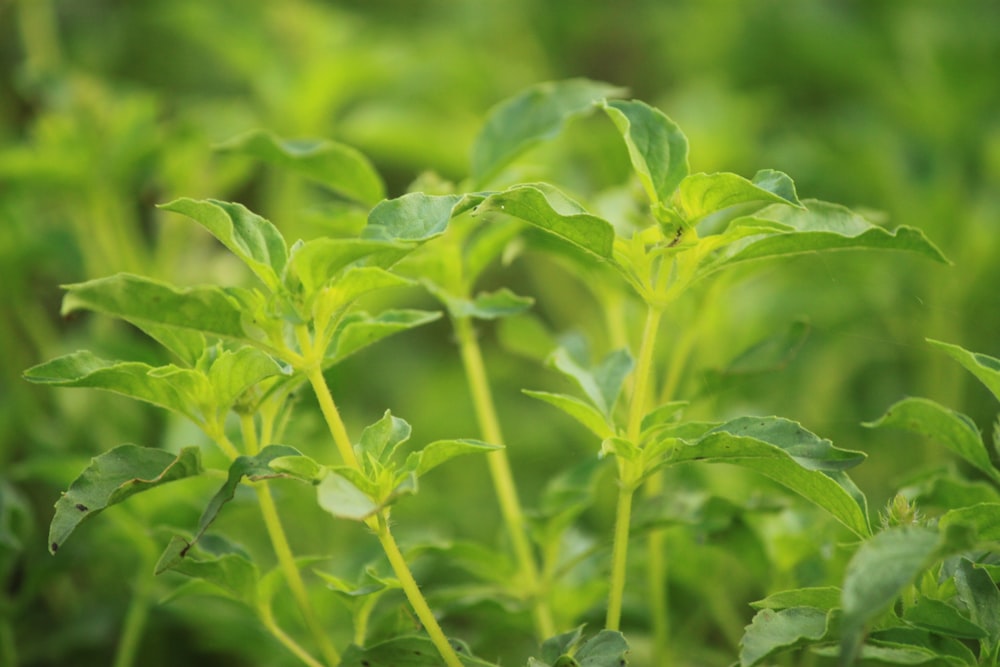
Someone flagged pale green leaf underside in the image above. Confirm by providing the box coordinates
[678,171,799,223]
[751,587,842,611]
[159,198,288,291]
[217,129,385,205]
[289,237,412,295]
[364,193,464,242]
[427,283,535,320]
[408,439,502,478]
[358,410,412,464]
[602,99,689,206]
[928,339,1000,405]
[327,309,442,364]
[954,558,1000,650]
[740,607,829,667]
[865,397,1000,484]
[339,635,496,666]
[471,78,625,186]
[523,390,613,440]
[49,445,202,554]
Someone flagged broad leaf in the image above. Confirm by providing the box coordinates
[677,171,800,223]
[49,445,202,553]
[406,439,502,478]
[316,472,380,521]
[476,185,615,259]
[667,417,871,537]
[62,274,249,341]
[471,78,625,185]
[938,503,1000,544]
[549,347,634,418]
[523,390,613,440]
[159,198,288,291]
[751,587,842,611]
[206,346,285,409]
[339,635,496,666]
[217,129,385,205]
[954,558,1000,652]
[739,607,829,667]
[902,595,987,639]
[602,99,688,206]
[928,339,1000,404]
[155,536,259,606]
[327,309,442,364]
[364,193,463,242]
[839,526,941,665]
[131,322,206,368]
[358,410,412,464]
[573,630,630,667]
[865,397,1000,484]
[313,267,414,326]
[426,284,534,320]
[288,237,413,295]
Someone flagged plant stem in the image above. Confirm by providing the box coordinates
[296,324,359,468]
[374,513,465,667]
[0,617,15,667]
[15,0,61,79]
[260,604,326,667]
[453,315,555,639]
[238,416,340,666]
[112,567,153,667]
[606,306,663,631]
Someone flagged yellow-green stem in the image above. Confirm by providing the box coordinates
[235,418,340,666]
[606,306,663,631]
[296,323,358,467]
[453,316,555,639]
[374,514,464,667]
[111,568,152,667]
[260,605,326,667]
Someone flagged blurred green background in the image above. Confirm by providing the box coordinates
[2,1,999,665]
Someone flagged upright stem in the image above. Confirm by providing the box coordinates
[453,316,555,639]
[374,514,465,667]
[605,306,663,631]
[237,416,340,667]
[112,567,153,667]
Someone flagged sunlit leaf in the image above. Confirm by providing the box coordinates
[523,390,613,440]
[407,439,502,478]
[358,410,412,464]
[471,78,625,185]
[217,129,385,205]
[865,397,1000,484]
[206,346,285,409]
[288,237,413,295]
[159,198,288,291]
[928,339,1000,404]
[602,99,688,206]
[677,171,798,223]
[426,284,534,320]
[751,587,842,611]
[49,445,202,554]
[364,193,463,242]
[316,472,379,522]
[327,309,442,364]
[549,347,634,417]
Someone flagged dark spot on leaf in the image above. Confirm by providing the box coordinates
[360,662,369,667]
[51,543,58,553]
[75,503,89,512]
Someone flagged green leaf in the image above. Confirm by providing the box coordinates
[364,193,463,242]
[159,198,288,291]
[954,558,1000,652]
[839,526,941,665]
[814,641,963,665]
[938,503,1000,544]
[640,402,689,435]
[739,607,829,667]
[288,237,413,295]
[476,185,615,260]
[523,390,613,440]
[24,351,210,422]
[928,339,1000,404]
[573,630,630,667]
[327,309,442,364]
[407,439,502,478]
[49,445,202,554]
[185,445,302,551]
[217,129,385,206]
[339,635,497,666]
[708,318,810,380]
[358,410,412,464]
[471,78,625,185]
[266,455,327,484]
[865,397,1000,484]
[497,313,558,362]
[207,346,284,409]
[426,284,534,320]
[313,266,415,318]
[677,171,798,223]
[601,99,689,206]
[131,322,206,368]
[704,200,949,273]
[537,625,585,665]
[155,536,259,606]
[316,471,379,521]
[902,594,986,639]
[549,347,634,418]
[751,587,842,611]
[62,274,250,342]
[667,417,871,537]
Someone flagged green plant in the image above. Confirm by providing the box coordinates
[24,79,954,666]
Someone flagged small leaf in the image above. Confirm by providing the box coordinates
[865,397,1000,484]
[677,172,797,223]
[497,313,558,362]
[839,526,941,665]
[573,630,630,667]
[327,309,442,364]
[131,322,206,368]
[751,587,842,611]
[640,402,689,435]
[339,635,497,666]
[358,411,412,464]
[750,169,802,207]
[155,536,259,606]
[407,439,502,478]
[476,185,615,260]
[739,607,829,667]
[185,445,302,551]
[207,346,285,409]
[313,266,415,320]
[537,625,585,665]
[288,237,413,295]
[902,594,987,639]
[62,274,249,341]
[316,472,379,521]
[928,339,1000,405]
[159,198,288,291]
[364,193,463,242]
[217,129,385,205]
[471,78,625,185]
[426,284,535,320]
[267,455,327,484]
[523,390,613,440]
[549,347,634,417]
[601,99,689,206]
[49,445,202,553]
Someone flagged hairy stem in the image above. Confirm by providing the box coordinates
[453,316,555,639]
[237,417,340,666]
[606,306,663,631]
[374,513,464,667]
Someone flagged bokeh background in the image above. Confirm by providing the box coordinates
[2,1,999,665]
